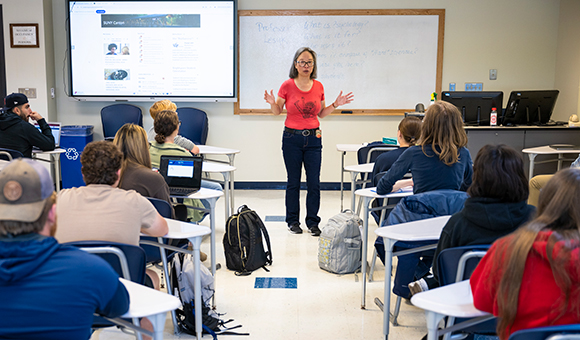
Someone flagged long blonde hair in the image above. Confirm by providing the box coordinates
[419,101,468,165]
[113,123,152,185]
[492,168,580,339]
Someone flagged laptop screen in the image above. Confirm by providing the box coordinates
[167,159,195,178]
[159,155,202,189]
[34,122,61,147]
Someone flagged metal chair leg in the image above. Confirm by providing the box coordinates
[391,296,402,326]
[369,247,378,282]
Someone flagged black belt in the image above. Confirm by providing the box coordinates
[284,127,319,136]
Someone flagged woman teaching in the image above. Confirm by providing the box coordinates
[264,47,353,236]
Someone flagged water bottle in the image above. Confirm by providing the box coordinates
[490,107,497,126]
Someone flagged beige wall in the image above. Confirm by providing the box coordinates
[3,0,578,183]
[1,0,54,120]
[554,0,580,121]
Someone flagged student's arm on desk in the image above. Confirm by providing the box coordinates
[392,179,413,192]
[142,213,169,237]
[376,151,413,194]
[27,117,56,151]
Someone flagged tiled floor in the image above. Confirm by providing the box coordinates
[91,189,428,340]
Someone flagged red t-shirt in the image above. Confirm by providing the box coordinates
[470,230,580,339]
[278,78,325,130]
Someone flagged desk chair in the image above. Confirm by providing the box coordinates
[373,190,468,325]
[0,147,24,161]
[437,245,493,340]
[141,197,187,264]
[101,104,143,140]
[176,107,209,145]
[353,145,398,213]
[66,241,147,340]
[509,324,580,340]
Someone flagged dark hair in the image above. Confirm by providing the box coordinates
[492,168,580,339]
[398,116,422,146]
[467,144,528,202]
[108,43,117,51]
[81,141,122,185]
[0,192,56,236]
[154,110,180,144]
[419,101,468,165]
[289,47,317,79]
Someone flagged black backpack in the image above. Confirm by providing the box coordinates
[223,205,272,276]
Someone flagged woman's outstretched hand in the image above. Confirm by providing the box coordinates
[333,91,354,108]
[264,90,276,105]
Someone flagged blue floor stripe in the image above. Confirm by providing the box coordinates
[254,277,297,289]
[264,215,285,222]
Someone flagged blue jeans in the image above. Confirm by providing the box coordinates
[282,130,322,229]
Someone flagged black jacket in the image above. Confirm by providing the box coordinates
[0,112,55,157]
[433,196,536,281]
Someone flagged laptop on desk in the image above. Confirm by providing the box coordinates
[159,155,203,197]
[34,122,61,148]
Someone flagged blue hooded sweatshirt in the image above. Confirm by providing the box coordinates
[0,234,129,339]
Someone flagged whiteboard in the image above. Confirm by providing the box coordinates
[236,10,445,115]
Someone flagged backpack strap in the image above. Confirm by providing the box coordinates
[253,211,273,266]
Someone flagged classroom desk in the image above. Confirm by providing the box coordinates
[32,148,66,192]
[108,278,182,340]
[203,161,236,217]
[336,144,364,210]
[374,215,451,339]
[198,145,240,213]
[345,163,375,212]
[140,218,210,340]
[522,145,580,180]
[411,280,494,340]
[354,187,413,309]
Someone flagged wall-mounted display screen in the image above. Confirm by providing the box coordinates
[67,0,236,101]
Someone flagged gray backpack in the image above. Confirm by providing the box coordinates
[318,210,363,274]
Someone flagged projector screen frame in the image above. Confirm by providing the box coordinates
[66,0,238,102]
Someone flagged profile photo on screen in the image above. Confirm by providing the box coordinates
[105,43,117,55]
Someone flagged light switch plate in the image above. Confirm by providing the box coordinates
[489,69,497,80]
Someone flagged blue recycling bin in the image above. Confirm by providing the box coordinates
[60,125,93,189]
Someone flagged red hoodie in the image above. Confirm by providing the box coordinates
[470,230,580,339]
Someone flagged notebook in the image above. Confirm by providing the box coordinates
[34,122,61,147]
[159,155,203,197]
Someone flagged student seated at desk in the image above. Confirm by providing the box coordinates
[408,144,536,295]
[147,99,199,154]
[113,123,187,221]
[0,92,55,157]
[528,155,580,207]
[371,116,422,187]
[0,159,129,339]
[370,116,421,224]
[55,141,168,266]
[376,101,473,196]
[471,168,580,340]
[149,110,221,222]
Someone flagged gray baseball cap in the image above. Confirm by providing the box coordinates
[0,159,54,222]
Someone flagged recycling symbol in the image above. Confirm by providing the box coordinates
[65,148,79,161]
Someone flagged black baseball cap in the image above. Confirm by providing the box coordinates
[3,93,29,111]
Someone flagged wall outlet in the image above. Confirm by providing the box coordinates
[18,88,37,98]
[449,82,456,91]
[465,83,483,91]
[489,69,497,80]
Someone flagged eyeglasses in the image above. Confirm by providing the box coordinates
[296,60,313,67]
